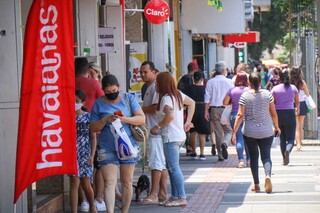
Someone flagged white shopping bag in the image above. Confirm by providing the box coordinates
[272,136,280,148]
[111,118,140,160]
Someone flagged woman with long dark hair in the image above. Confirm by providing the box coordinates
[150,72,195,207]
[232,72,280,193]
[271,70,299,165]
[290,66,310,150]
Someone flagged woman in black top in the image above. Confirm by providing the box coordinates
[185,71,211,160]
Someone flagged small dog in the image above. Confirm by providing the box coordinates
[133,174,150,202]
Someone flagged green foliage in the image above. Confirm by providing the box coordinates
[247,0,315,61]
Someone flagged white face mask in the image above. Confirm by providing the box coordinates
[75,103,83,111]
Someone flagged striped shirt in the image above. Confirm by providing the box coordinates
[239,89,274,139]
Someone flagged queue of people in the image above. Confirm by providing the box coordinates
[71,57,312,212]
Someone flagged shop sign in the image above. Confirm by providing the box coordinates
[144,0,170,24]
[98,27,115,53]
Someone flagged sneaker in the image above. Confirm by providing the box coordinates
[190,152,197,159]
[211,144,216,156]
[79,200,89,212]
[186,149,192,156]
[94,199,106,211]
[218,156,224,161]
[199,154,206,160]
[283,150,290,165]
[221,143,228,159]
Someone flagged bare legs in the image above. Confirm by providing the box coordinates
[70,176,97,213]
[139,169,168,203]
[295,115,305,150]
[190,132,207,156]
[100,164,135,213]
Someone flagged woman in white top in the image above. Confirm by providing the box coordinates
[150,72,195,207]
[290,66,311,151]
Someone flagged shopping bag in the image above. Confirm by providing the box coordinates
[111,118,140,160]
[305,95,316,110]
[272,136,280,148]
[220,105,232,125]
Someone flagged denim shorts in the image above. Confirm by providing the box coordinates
[96,147,137,167]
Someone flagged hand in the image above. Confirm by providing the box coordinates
[104,114,118,123]
[184,121,192,132]
[231,133,236,145]
[150,125,160,135]
[205,111,210,121]
[274,127,281,136]
[88,156,94,166]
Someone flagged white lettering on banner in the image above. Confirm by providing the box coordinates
[36,4,63,170]
[145,8,169,17]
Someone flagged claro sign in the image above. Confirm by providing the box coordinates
[144,0,170,24]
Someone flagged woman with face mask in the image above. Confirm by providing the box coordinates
[90,74,145,213]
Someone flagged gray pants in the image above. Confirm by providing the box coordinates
[210,107,233,157]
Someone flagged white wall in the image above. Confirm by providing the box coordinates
[217,46,235,69]
[0,0,27,212]
[181,0,246,34]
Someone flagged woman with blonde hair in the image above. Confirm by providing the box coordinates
[150,72,195,207]
[290,66,310,151]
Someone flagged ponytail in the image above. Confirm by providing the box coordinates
[279,70,290,88]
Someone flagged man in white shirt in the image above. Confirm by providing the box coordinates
[205,61,234,161]
[139,61,168,204]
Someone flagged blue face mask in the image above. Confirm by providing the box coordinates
[105,91,119,101]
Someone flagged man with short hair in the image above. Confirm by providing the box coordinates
[75,57,104,111]
[139,61,168,204]
[205,61,234,161]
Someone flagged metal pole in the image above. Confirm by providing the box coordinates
[288,0,292,67]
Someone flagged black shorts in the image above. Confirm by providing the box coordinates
[299,101,307,116]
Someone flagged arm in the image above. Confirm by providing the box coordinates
[302,80,310,97]
[141,104,157,114]
[223,94,231,106]
[231,104,245,145]
[294,93,300,115]
[90,115,114,133]
[269,101,281,135]
[88,131,97,166]
[150,104,174,135]
[183,96,195,132]
[119,108,145,125]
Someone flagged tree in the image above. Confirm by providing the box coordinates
[247,0,316,62]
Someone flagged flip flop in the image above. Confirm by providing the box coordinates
[164,200,187,207]
[158,200,168,206]
[138,198,159,205]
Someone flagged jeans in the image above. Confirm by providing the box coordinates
[277,109,296,158]
[163,141,186,198]
[230,112,250,162]
[243,135,273,184]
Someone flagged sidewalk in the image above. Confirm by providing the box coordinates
[124,142,320,213]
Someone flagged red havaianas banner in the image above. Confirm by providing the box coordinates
[14,0,77,203]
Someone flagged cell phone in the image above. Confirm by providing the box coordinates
[274,130,279,137]
[114,110,124,117]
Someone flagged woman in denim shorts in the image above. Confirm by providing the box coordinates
[90,75,145,213]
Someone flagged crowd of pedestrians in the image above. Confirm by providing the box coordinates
[71,57,311,212]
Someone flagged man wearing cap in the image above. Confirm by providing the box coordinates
[204,61,234,161]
